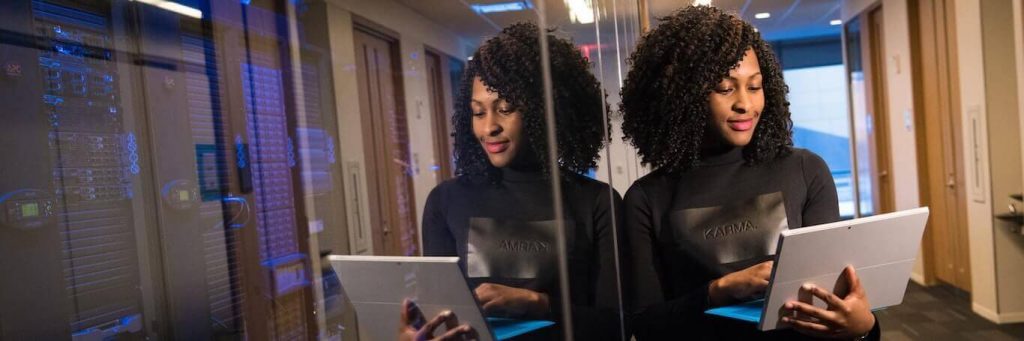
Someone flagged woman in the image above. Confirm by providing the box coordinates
[415,22,625,340]
[620,6,879,340]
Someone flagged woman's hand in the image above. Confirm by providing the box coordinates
[708,261,773,306]
[474,283,549,318]
[782,266,876,339]
[399,299,478,341]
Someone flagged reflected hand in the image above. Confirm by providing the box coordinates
[782,266,875,339]
[399,299,479,341]
[474,283,549,318]
[709,261,773,306]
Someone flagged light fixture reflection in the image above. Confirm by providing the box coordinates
[830,19,843,26]
[132,0,203,19]
[754,12,771,19]
[564,0,595,24]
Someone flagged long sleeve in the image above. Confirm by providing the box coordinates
[566,186,629,340]
[422,184,456,257]
[800,152,840,226]
[624,183,714,339]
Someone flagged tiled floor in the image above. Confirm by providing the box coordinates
[876,282,1024,340]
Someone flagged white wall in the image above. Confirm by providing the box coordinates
[980,0,1024,322]
[840,0,924,280]
[324,0,469,254]
[952,0,1002,321]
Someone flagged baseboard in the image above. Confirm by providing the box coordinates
[998,311,1024,324]
[972,303,1024,324]
[973,303,1001,323]
[910,272,926,285]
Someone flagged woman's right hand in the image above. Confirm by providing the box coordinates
[708,261,773,306]
[399,299,479,341]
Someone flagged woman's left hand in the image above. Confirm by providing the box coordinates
[782,266,876,339]
[474,283,549,318]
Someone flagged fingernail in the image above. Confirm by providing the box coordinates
[802,284,813,290]
[784,303,792,309]
[781,317,790,323]
[443,310,452,317]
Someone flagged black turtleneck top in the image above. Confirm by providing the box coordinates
[624,148,879,340]
[422,168,626,340]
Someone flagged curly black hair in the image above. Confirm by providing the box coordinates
[620,5,793,173]
[452,22,609,182]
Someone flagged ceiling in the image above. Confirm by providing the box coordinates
[396,0,843,49]
[649,0,844,41]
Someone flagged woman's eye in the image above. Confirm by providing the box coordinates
[748,85,763,91]
[498,108,513,115]
[715,88,734,94]
[472,111,485,117]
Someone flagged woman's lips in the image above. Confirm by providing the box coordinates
[484,141,509,153]
[728,119,754,132]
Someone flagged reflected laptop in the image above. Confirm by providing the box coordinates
[329,255,554,340]
[705,207,930,331]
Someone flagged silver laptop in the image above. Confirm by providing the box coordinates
[329,255,495,340]
[706,207,930,331]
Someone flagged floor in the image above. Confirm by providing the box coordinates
[876,282,1024,340]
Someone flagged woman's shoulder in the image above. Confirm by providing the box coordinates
[786,148,830,172]
[563,172,619,198]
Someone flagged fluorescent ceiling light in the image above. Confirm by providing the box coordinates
[830,19,842,26]
[693,0,712,6]
[471,1,533,14]
[132,0,202,19]
[564,0,595,24]
[754,12,771,19]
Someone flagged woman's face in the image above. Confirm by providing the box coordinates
[707,48,765,148]
[471,77,524,168]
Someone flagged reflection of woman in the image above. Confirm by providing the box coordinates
[620,6,879,341]
[420,22,624,340]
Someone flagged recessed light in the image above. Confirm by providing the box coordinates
[693,0,712,6]
[754,12,770,19]
[830,19,842,26]
[470,1,533,14]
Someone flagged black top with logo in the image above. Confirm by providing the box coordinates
[624,148,877,340]
[422,167,625,340]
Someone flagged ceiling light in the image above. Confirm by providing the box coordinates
[470,1,534,14]
[754,12,771,19]
[830,19,842,26]
[693,0,713,6]
[132,0,202,19]
[564,0,595,24]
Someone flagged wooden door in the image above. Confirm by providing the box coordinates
[425,50,454,181]
[352,27,418,256]
[910,0,971,291]
[865,7,895,215]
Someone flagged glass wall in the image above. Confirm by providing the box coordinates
[0,0,637,339]
[0,0,896,339]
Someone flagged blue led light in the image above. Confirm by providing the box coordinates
[126,133,140,175]
[287,137,297,168]
[235,135,247,169]
[326,136,336,164]
[471,1,533,14]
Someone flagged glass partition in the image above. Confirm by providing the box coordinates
[0,0,640,339]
